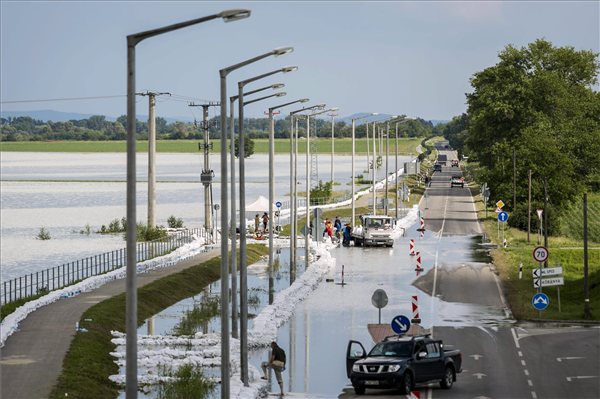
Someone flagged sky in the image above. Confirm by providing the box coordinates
[1,1,598,121]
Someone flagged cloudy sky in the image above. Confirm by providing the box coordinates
[1,1,598,121]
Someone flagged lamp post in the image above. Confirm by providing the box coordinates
[229,83,283,338]
[126,10,249,398]
[219,46,292,393]
[267,98,308,294]
[351,113,377,225]
[328,111,338,183]
[392,116,411,219]
[288,104,325,283]
[382,116,398,215]
[237,63,296,385]
[302,107,337,262]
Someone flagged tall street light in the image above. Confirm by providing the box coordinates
[393,116,410,219]
[126,9,249,398]
[288,104,325,283]
[328,111,338,183]
[238,63,296,385]
[351,113,377,225]
[219,46,292,395]
[302,107,337,264]
[384,116,398,215]
[229,83,283,339]
[267,98,309,297]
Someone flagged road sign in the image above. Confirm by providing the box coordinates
[532,293,550,310]
[533,246,549,263]
[371,289,388,309]
[536,209,543,220]
[275,201,282,208]
[534,277,564,288]
[498,211,509,222]
[300,225,308,237]
[391,315,411,334]
[532,267,563,278]
[496,200,505,209]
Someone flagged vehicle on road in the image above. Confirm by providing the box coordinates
[437,154,448,165]
[346,334,462,395]
[351,215,394,247]
[451,159,459,167]
[450,176,464,188]
[433,163,442,172]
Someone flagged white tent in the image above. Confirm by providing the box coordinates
[245,195,271,213]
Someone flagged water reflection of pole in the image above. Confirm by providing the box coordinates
[147,316,155,335]
[304,310,310,392]
[289,314,295,392]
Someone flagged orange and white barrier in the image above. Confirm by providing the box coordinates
[415,252,424,271]
[409,239,415,256]
[411,295,421,324]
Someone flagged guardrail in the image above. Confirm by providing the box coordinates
[1,228,210,305]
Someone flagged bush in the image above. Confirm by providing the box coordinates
[310,180,333,205]
[157,364,215,398]
[167,215,184,229]
[37,227,51,240]
[135,223,168,241]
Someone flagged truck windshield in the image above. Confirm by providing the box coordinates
[368,218,387,228]
[368,342,413,357]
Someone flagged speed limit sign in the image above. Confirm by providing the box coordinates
[533,246,548,263]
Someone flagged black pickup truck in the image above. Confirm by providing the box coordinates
[346,334,462,395]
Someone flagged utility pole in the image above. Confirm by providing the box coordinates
[583,193,591,319]
[385,122,389,215]
[527,169,532,243]
[189,101,220,240]
[513,147,517,211]
[395,122,399,220]
[138,91,170,228]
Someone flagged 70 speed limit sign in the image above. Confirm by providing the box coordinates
[533,246,549,263]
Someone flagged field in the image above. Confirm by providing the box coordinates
[0,138,422,154]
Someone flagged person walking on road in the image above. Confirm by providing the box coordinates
[262,212,269,232]
[261,341,286,396]
[334,216,342,240]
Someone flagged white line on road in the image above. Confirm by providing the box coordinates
[521,360,527,367]
[531,391,537,398]
[511,328,521,349]
[524,369,529,376]
[527,379,533,387]
[556,357,584,362]
[566,376,598,382]
[518,351,523,357]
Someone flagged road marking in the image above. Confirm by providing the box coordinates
[556,356,584,362]
[518,351,523,357]
[511,328,521,349]
[521,359,527,366]
[469,354,483,360]
[427,387,432,399]
[524,369,529,376]
[432,248,439,298]
[472,373,486,379]
[566,376,598,382]
[531,391,537,398]
[527,379,533,387]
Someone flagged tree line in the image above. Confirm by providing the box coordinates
[436,39,600,232]
[0,113,435,142]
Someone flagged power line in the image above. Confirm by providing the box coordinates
[1,95,126,104]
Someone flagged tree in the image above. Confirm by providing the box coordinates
[233,136,255,158]
[465,39,600,222]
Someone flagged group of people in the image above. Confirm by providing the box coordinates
[320,216,353,246]
[254,212,270,236]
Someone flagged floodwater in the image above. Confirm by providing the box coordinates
[1,152,413,282]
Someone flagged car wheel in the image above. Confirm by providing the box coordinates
[440,366,454,389]
[353,385,365,395]
[399,372,413,394]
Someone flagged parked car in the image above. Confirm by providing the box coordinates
[433,164,442,172]
[351,215,394,247]
[346,334,462,395]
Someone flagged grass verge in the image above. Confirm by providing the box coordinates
[49,244,268,399]
[464,163,600,321]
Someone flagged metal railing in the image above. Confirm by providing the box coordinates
[1,228,210,305]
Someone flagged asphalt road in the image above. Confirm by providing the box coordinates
[0,247,220,399]
[338,148,600,399]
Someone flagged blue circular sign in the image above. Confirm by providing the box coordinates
[391,315,411,334]
[275,201,282,208]
[498,211,509,222]
[532,293,549,310]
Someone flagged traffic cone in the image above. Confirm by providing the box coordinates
[415,252,424,271]
[409,239,415,256]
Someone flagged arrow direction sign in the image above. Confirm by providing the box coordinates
[472,373,487,380]
[557,357,584,362]
[391,315,411,334]
[532,293,550,310]
[533,277,564,288]
[532,267,563,278]
[469,354,483,360]
[566,376,597,382]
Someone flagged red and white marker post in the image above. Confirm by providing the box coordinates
[409,239,415,256]
[417,217,426,231]
[411,295,421,324]
[415,252,424,271]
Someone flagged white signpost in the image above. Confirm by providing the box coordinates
[531,247,564,313]
[533,277,565,288]
[532,267,563,278]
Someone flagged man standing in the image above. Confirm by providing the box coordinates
[261,341,286,396]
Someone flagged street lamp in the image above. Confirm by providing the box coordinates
[328,111,338,184]
[384,116,398,215]
[288,104,325,283]
[237,63,296,386]
[126,9,249,398]
[351,113,378,225]
[266,98,308,296]
[219,46,292,394]
[229,83,283,339]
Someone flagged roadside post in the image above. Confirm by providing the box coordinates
[371,289,388,324]
[495,200,505,240]
[532,245,549,317]
[532,262,564,313]
[275,201,282,231]
[498,211,509,245]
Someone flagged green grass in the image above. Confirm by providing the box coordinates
[49,244,268,399]
[0,138,422,154]
[465,171,600,321]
